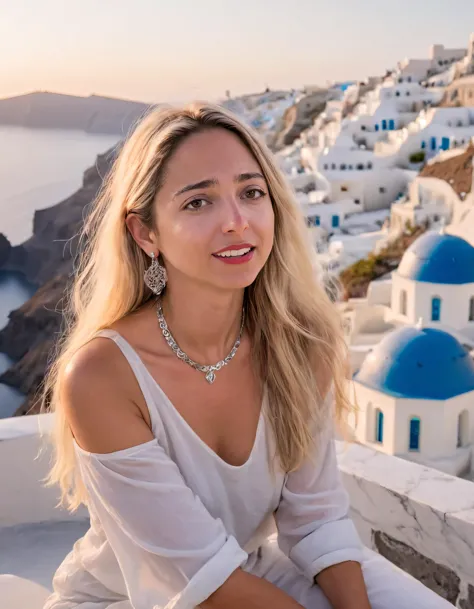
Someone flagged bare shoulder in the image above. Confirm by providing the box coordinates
[62,336,154,454]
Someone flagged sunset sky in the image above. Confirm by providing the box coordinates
[2,0,474,104]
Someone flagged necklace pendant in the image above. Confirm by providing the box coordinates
[205,370,216,384]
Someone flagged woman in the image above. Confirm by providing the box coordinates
[43,103,449,609]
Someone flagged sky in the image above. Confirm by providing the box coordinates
[1,0,474,104]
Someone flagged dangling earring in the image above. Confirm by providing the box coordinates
[144,252,167,296]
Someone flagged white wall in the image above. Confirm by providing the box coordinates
[391,274,474,331]
[0,426,89,527]
[352,385,397,453]
[352,382,474,462]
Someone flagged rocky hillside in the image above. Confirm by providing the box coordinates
[271,90,329,150]
[419,143,474,196]
[0,92,151,135]
[0,149,116,415]
[339,224,428,300]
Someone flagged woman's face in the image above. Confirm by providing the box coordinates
[154,128,275,292]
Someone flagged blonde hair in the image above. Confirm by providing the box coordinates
[43,102,352,510]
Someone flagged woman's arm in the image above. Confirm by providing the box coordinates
[201,568,304,609]
[274,386,369,608]
[316,562,371,609]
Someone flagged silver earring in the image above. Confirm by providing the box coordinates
[144,252,167,296]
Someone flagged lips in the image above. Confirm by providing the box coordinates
[212,243,255,256]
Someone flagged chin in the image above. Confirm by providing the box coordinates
[215,269,262,291]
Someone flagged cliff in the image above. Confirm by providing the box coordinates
[0,92,152,136]
[0,149,116,415]
[271,90,330,150]
[419,142,474,196]
[339,225,428,300]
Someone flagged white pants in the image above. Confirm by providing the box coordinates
[248,536,453,609]
[43,537,454,609]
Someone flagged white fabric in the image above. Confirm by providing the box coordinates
[44,329,452,609]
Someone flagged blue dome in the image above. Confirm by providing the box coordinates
[397,232,474,284]
[354,327,474,400]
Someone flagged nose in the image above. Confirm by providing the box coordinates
[221,196,249,235]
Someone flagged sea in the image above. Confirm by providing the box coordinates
[0,125,121,417]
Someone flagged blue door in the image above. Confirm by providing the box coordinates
[421,140,426,149]
[376,410,384,443]
[375,124,379,132]
[409,417,421,451]
[382,119,387,130]
[431,296,441,321]
[431,136,437,150]
[389,119,395,130]
[331,215,340,228]
[441,137,450,150]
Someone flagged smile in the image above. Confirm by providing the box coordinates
[212,246,256,264]
[214,247,253,258]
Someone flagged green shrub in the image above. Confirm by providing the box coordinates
[409,151,425,164]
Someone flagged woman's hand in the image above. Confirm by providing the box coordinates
[316,561,371,609]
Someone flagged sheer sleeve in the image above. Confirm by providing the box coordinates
[274,398,363,581]
[74,439,248,609]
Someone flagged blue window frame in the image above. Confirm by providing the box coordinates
[382,119,387,130]
[375,124,379,131]
[431,296,441,321]
[315,215,320,227]
[409,417,421,451]
[421,140,426,149]
[376,410,384,443]
[331,215,340,228]
[389,119,395,130]
[441,137,450,150]
[431,136,437,151]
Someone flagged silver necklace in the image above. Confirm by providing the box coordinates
[156,301,245,384]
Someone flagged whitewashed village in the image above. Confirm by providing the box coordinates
[2,33,474,608]
[226,32,474,483]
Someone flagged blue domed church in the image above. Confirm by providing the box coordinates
[391,231,474,333]
[346,231,474,477]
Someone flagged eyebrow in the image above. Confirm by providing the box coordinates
[173,172,265,198]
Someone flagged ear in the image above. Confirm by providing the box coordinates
[125,214,160,257]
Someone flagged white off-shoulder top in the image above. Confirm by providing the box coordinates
[44,329,363,609]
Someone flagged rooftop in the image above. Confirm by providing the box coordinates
[397,231,474,284]
[354,326,474,399]
[1,416,474,607]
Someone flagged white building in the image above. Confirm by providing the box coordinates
[342,230,474,477]
[351,325,474,477]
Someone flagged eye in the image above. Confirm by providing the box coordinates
[244,188,266,200]
[184,198,210,211]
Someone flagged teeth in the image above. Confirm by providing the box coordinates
[216,247,252,258]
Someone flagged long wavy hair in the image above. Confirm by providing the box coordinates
[42,102,352,510]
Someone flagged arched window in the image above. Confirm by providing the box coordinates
[457,410,470,448]
[375,409,384,443]
[409,417,421,451]
[400,289,407,315]
[431,296,441,321]
[469,296,474,322]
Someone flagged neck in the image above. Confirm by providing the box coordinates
[158,282,245,364]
